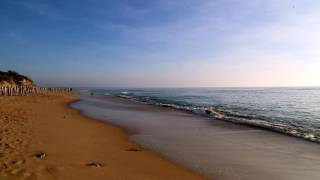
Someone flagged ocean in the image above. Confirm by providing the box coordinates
[93,87,320,143]
[72,87,320,179]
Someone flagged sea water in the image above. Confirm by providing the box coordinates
[93,87,320,143]
[73,87,320,179]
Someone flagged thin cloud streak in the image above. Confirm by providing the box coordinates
[1,0,319,87]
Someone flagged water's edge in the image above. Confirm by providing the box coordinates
[71,92,320,180]
[116,94,320,143]
[69,96,209,178]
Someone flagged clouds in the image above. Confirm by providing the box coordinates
[117,0,320,87]
[223,2,320,63]
[1,0,320,87]
[4,0,68,21]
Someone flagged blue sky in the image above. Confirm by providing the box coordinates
[1,0,320,87]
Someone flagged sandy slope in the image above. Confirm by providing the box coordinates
[0,93,204,180]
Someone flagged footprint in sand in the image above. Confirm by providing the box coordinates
[33,152,46,159]
[126,148,143,152]
[86,162,103,168]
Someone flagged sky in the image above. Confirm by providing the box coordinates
[0,0,320,87]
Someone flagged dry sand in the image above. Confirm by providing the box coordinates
[0,93,204,180]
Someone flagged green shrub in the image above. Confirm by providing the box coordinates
[0,70,33,85]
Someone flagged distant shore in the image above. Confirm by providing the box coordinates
[0,93,203,179]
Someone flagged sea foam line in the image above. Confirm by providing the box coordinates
[114,93,320,143]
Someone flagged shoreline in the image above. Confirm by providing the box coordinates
[69,96,205,178]
[73,93,320,180]
[0,93,204,179]
[68,98,135,138]
[70,98,199,173]
[115,94,320,143]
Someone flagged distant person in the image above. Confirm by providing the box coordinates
[90,92,94,96]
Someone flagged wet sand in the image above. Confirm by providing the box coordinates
[72,94,320,180]
[0,93,203,180]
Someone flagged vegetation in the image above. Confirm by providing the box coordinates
[0,70,34,86]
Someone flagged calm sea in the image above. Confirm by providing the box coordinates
[92,87,320,142]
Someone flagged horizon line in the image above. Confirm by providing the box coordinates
[70,85,320,89]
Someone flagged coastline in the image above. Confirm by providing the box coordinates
[73,93,320,180]
[0,93,204,179]
[116,91,320,144]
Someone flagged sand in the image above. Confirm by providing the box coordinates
[73,94,320,180]
[0,93,204,180]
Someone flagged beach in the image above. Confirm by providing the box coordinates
[1,90,320,180]
[2,0,320,179]
[73,92,320,180]
[0,93,203,180]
